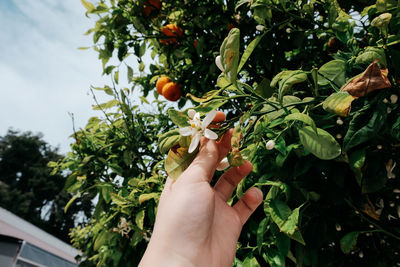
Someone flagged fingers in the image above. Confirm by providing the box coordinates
[214,161,252,202]
[183,129,233,182]
[233,187,263,226]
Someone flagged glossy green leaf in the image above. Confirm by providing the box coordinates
[255,77,273,98]
[168,109,190,127]
[271,70,307,101]
[268,199,301,235]
[110,193,127,206]
[355,47,387,67]
[317,60,346,89]
[299,126,341,160]
[238,32,265,73]
[92,99,120,110]
[257,217,268,254]
[343,103,386,151]
[392,117,400,140]
[158,129,181,154]
[192,100,227,115]
[165,147,196,180]
[323,91,356,117]
[340,232,359,254]
[285,113,317,132]
[64,194,80,213]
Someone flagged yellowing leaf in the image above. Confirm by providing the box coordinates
[323,91,357,117]
[165,147,196,179]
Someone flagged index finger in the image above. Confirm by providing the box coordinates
[181,128,233,183]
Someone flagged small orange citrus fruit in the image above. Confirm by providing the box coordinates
[160,24,183,45]
[156,76,171,95]
[162,82,182,101]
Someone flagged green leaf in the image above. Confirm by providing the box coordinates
[271,70,307,101]
[355,47,387,67]
[268,199,302,235]
[220,28,240,85]
[241,256,260,267]
[238,33,265,73]
[298,126,341,160]
[343,102,386,151]
[139,193,159,204]
[94,230,109,251]
[263,248,285,267]
[81,0,95,12]
[217,73,237,91]
[284,113,317,132]
[392,117,400,140]
[92,99,120,110]
[257,217,268,254]
[127,66,133,82]
[101,184,113,203]
[186,89,223,103]
[135,210,145,230]
[114,70,119,84]
[255,78,273,98]
[64,194,80,213]
[349,149,366,187]
[340,232,359,254]
[193,100,228,115]
[323,91,356,117]
[168,109,190,127]
[158,129,181,154]
[317,60,346,89]
[78,47,90,50]
[110,193,127,206]
[165,147,197,179]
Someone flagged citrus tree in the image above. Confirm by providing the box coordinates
[55,0,400,266]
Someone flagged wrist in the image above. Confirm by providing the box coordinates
[139,238,197,267]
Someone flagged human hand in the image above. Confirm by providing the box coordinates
[139,129,263,267]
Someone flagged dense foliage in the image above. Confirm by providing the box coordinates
[58,0,400,266]
[0,130,92,242]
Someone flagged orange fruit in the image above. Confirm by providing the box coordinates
[156,76,171,95]
[160,24,183,45]
[162,82,182,101]
[142,0,161,17]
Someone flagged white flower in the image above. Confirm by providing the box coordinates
[179,109,218,153]
[336,118,343,125]
[215,56,224,72]
[390,94,398,104]
[216,157,230,171]
[113,217,131,237]
[266,140,275,150]
[256,24,265,31]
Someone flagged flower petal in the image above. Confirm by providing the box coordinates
[215,55,224,72]
[202,110,217,128]
[179,127,194,136]
[188,133,201,153]
[216,157,230,171]
[187,109,196,119]
[204,128,218,140]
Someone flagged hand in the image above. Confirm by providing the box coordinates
[139,129,263,267]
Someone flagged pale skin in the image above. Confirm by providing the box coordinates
[139,129,263,267]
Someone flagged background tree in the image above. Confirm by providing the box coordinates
[60,0,400,266]
[0,130,92,243]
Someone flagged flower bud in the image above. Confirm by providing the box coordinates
[256,24,265,31]
[215,55,224,72]
[266,140,275,150]
[390,94,398,104]
[336,118,343,125]
[371,13,392,29]
[216,157,230,171]
[336,133,342,139]
[383,98,389,103]
[187,109,196,119]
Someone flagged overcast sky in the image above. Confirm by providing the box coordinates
[0,0,160,154]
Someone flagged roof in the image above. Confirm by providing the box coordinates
[0,206,79,264]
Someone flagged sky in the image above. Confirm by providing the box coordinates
[0,0,156,154]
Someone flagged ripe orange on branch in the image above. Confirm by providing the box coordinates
[160,24,183,45]
[162,82,182,101]
[156,76,171,94]
[142,0,161,17]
